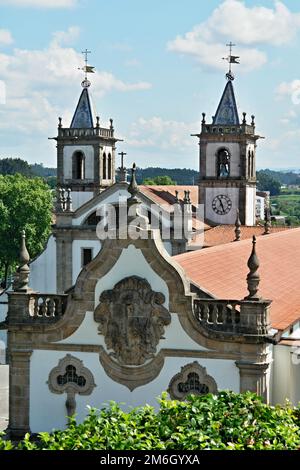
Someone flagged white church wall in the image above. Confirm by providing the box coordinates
[73,189,130,226]
[29,349,239,433]
[272,345,291,405]
[71,191,94,211]
[93,244,169,308]
[30,235,57,293]
[72,240,101,285]
[63,145,94,180]
[245,186,256,226]
[206,142,240,178]
[205,187,239,224]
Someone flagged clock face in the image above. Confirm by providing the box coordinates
[212,194,232,215]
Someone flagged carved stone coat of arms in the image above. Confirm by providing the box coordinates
[94,276,171,366]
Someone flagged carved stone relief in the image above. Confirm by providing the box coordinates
[48,354,96,418]
[94,276,171,366]
[168,361,218,400]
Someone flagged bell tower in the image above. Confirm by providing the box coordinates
[194,45,261,226]
[55,51,120,211]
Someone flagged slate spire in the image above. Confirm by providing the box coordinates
[70,87,96,128]
[212,80,240,126]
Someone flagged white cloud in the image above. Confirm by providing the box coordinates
[0,29,151,150]
[167,0,300,72]
[51,26,80,47]
[0,0,77,7]
[127,116,196,150]
[0,29,13,45]
[276,80,300,105]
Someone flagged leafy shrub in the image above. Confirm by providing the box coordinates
[1,391,300,450]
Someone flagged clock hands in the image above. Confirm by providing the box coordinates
[217,195,225,212]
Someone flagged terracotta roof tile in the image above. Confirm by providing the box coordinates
[174,228,300,331]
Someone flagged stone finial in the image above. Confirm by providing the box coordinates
[96,116,100,128]
[183,190,189,204]
[245,236,261,301]
[109,118,114,130]
[128,163,139,201]
[58,117,62,128]
[242,112,247,125]
[234,209,241,241]
[201,113,206,124]
[264,206,271,235]
[175,190,179,203]
[251,115,255,126]
[66,188,73,212]
[14,230,30,292]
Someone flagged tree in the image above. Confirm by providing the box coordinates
[0,174,53,287]
[0,157,33,177]
[257,170,281,196]
[143,175,177,185]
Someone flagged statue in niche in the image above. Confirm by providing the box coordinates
[94,276,171,366]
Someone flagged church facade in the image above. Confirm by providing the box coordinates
[2,73,300,438]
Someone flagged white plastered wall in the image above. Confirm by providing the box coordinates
[73,189,130,226]
[71,192,94,211]
[72,239,101,285]
[206,142,240,178]
[63,145,94,180]
[205,187,239,224]
[30,235,57,293]
[271,344,300,406]
[245,186,256,226]
[29,350,239,433]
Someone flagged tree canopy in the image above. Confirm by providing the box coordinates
[0,174,53,286]
[257,170,281,196]
[143,175,177,185]
[0,157,33,177]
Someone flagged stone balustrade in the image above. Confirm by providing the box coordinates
[201,123,255,136]
[7,292,68,325]
[30,294,68,319]
[58,127,114,139]
[193,298,271,337]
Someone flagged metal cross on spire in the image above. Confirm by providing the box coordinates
[222,42,240,81]
[78,49,95,88]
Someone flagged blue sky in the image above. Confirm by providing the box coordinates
[0,0,300,170]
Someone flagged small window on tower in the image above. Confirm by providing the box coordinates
[72,151,85,180]
[103,153,107,179]
[82,248,93,267]
[108,153,112,179]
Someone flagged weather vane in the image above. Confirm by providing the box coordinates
[222,42,240,81]
[78,49,95,88]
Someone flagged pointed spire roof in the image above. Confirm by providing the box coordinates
[70,87,96,128]
[213,80,239,126]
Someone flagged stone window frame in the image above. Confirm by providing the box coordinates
[168,361,218,400]
[48,354,96,417]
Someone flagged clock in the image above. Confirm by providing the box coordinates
[212,194,232,215]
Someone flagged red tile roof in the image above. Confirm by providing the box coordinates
[202,224,289,247]
[174,228,300,332]
[139,185,199,207]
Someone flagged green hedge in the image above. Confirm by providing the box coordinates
[1,391,300,450]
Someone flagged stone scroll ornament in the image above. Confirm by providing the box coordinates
[94,276,171,366]
[48,355,96,418]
